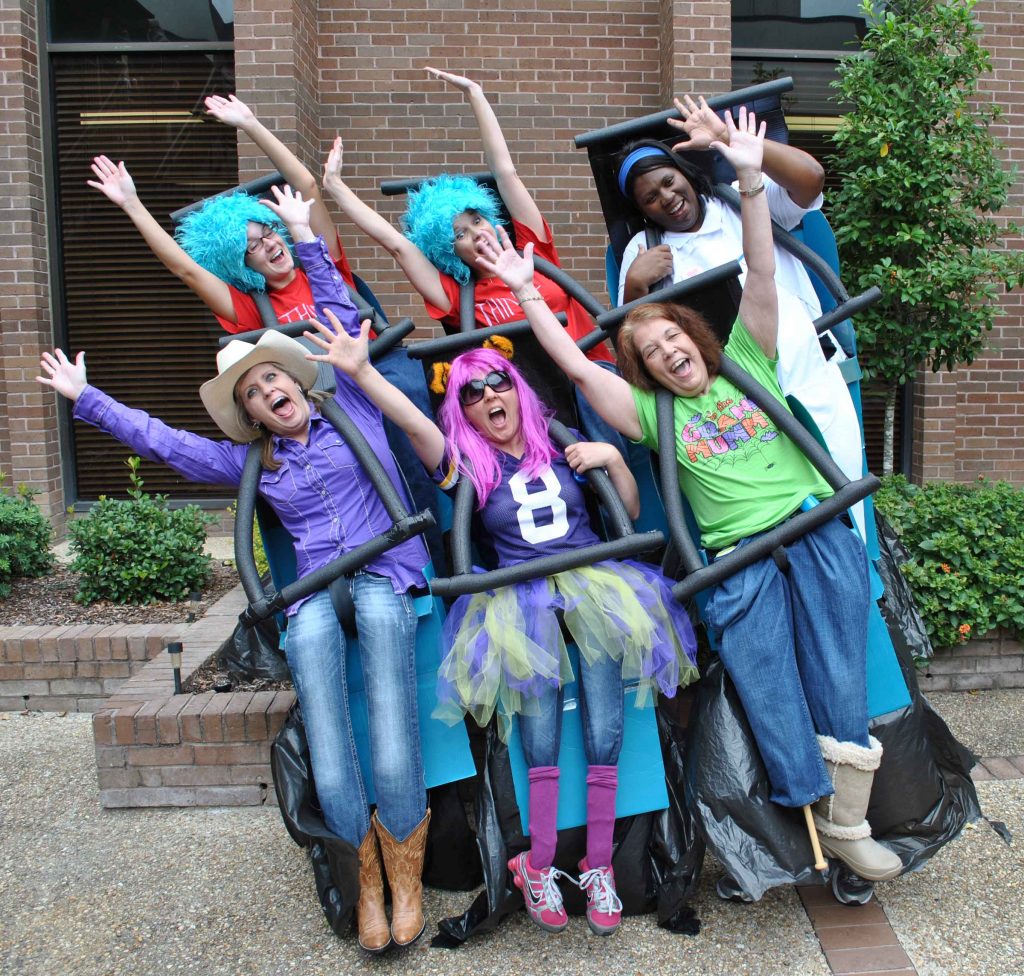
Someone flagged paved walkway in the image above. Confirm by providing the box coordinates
[0,690,1021,976]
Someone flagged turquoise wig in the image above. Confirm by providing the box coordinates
[175,193,292,293]
[402,174,504,285]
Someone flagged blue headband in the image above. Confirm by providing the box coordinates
[617,145,672,197]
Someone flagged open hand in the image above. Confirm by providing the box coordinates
[204,94,255,129]
[37,349,87,402]
[709,106,765,181]
[474,225,535,293]
[426,66,482,97]
[322,136,344,192]
[667,94,727,152]
[86,156,137,209]
[260,184,312,238]
[304,311,371,377]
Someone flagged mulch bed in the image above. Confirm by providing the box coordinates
[0,561,241,627]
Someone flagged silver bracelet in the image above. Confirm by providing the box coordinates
[518,291,544,303]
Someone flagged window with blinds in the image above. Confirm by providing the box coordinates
[52,52,239,499]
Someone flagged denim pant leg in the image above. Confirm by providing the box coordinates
[284,590,369,845]
[352,572,426,841]
[518,682,564,769]
[577,654,625,768]
[704,549,832,808]
[787,519,871,748]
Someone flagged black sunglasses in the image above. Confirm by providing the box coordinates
[458,370,513,406]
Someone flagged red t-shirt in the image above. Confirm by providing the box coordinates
[216,234,355,334]
[423,218,614,364]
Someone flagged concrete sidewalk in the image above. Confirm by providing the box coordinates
[0,691,1020,976]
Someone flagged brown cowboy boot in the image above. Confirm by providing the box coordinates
[374,809,431,946]
[356,826,391,953]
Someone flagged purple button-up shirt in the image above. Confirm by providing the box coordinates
[73,236,428,614]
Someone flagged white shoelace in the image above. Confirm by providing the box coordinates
[529,865,570,911]
[578,867,623,914]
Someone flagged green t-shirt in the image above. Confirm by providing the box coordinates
[632,320,833,550]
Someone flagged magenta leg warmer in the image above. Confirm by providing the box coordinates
[586,765,619,869]
[527,765,560,869]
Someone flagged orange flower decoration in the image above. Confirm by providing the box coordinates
[940,563,951,573]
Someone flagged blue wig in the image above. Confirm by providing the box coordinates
[402,174,504,285]
[175,193,293,293]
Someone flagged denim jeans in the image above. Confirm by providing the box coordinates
[284,573,426,845]
[704,517,870,808]
[519,653,625,769]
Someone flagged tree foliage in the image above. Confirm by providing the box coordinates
[828,0,1023,395]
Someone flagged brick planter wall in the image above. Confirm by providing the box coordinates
[90,584,296,809]
[0,624,182,712]
[918,629,1024,692]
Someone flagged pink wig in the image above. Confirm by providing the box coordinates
[438,348,559,508]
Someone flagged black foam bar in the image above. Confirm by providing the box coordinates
[215,317,412,364]
[170,171,284,222]
[234,446,267,609]
[655,390,706,578]
[380,172,494,197]
[404,314,567,360]
[595,261,743,333]
[459,281,476,333]
[366,317,415,358]
[531,256,607,320]
[573,78,795,149]
[670,477,879,602]
[812,288,881,337]
[715,184,849,306]
[429,531,665,598]
[717,356,849,490]
[448,476,475,578]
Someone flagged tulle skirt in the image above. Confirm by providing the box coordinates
[435,559,699,739]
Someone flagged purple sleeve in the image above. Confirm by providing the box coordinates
[73,386,246,487]
[295,236,361,337]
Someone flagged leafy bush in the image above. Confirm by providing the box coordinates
[875,475,1024,649]
[0,478,54,599]
[68,457,214,604]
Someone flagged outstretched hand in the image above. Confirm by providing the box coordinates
[710,106,765,179]
[426,66,482,97]
[87,155,137,208]
[322,136,345,192]
[473,225,535,293]
[260,184,313,239]
[37,349,87,402]
[304,311,371,378]
[204,93,255,129]
[667,94,727,152]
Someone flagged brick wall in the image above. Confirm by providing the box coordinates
[910,0,1024,486]
[0,1,65,524]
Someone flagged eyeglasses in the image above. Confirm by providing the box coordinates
[458,370,512,406]
[245,224,276,255]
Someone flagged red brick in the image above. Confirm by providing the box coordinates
[156,696,190,744]
[112,701,145,745]
[222,692,254,742]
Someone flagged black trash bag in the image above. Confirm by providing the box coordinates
[218,577,291,682]
[271,702,482,939]
[874,509,935,664]
[435,696,704,947]
[686,625,982,904]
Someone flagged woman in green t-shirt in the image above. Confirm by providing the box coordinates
[473,107,901,885]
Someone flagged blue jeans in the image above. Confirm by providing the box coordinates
[704,517,870,808]
[519,653,625,769]
[284,574,426,845]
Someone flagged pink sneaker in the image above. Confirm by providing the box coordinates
[508,852,570,933]
[578,858,622,935]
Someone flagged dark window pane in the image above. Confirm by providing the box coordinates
[49,0,233,44]
[52,52,239,499]
[732,1,868,54]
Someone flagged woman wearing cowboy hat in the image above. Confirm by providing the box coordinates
[37,207,435,953]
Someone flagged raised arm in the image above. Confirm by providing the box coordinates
[714,109,777,357]
[669,94,824,208]
[205,94,343,261]
[87,156,237,322]
[259,184,316,245]
[305,312,446,470]
[427,68,546,239]
[321,137,452,311]
[475,226,642,441]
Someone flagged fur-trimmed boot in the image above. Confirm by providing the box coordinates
[356,826,391,953]
[374,809,431,946]
[812,735,903,882]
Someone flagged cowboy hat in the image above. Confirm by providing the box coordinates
[199,331,318,442]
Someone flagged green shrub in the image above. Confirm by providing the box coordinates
[875,475,1024,649]
[0,478,54,599]
[68,457,215,604]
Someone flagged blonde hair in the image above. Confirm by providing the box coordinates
[232,371,328,471]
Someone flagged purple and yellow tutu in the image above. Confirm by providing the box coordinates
[435,559,699,739]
